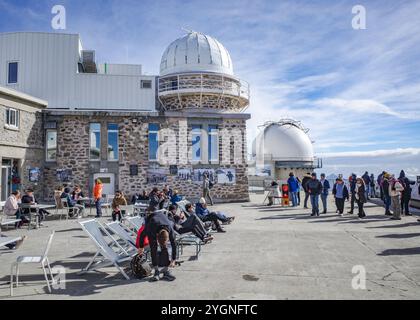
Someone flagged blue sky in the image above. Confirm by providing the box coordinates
[1,0,420,177]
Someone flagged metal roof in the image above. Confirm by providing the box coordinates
[160,31,234,76]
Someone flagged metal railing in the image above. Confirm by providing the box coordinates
[158,72,250,101]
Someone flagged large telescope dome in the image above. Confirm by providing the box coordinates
[160,31,234,76]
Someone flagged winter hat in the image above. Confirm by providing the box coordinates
[199,197,206,204]
[399,170,405,179]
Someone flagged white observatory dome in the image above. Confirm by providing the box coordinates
[253,121,315,162]
[160,31,234,76]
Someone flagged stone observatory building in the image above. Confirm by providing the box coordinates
[250,119,322,183]
[0,31,250,202]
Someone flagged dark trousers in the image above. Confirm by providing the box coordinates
[304,192,310,208]
[95,199,102,217]
[199,212,222,230]
[176,214,207,241]
[357,200,366,218]
[310,194,320,215]
[112,210,121,222]
[400,195,410,215]
[383,195,391,213]
[335,198,345,214]
[350,192,356,213]
[297,191,301,205]
[149,237,170,268]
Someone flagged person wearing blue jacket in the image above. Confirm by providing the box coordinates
[320,173,330,214]
[287,172,299,207]
[170,190,183,205]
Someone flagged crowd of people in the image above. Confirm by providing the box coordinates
[265,170,420,221]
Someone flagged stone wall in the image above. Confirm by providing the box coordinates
[0,98,45,200]
[44,112,250,203]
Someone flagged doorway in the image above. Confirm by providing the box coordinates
[93,173,115,196]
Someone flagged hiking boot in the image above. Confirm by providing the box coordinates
[150,269,160,282]
[310,213,316,217]
[162,269,176,281]
[203,235,214,244]
[217,228,226,233]
[385,211,392,216]
[405,213,412,216]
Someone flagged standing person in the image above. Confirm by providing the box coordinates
[296,177,302,205]
[287,172,299,207]
[267,181,280,206]
[382,173,392,216]
[369,174,376,198]
[111,191,127,222]
[399,170,415,216]
[362,171,371,200]
[389,175,404,220]
[332,178,349,215]
[378,171,385,200]
[355,178,367,219]
[138,207,177,282]
[301,173,312,209]
[93,179,103,218]
[307,173,322,217]
[202,173,214,206]
[319,173,330,214]
[347,173,357,214]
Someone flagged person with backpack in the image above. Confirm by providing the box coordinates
[362,171,371,200]
[389,174,404,220]
[287,172,299,207]
[377,171,386,200]
[399,170,415,216]
[202,173,214,205]
[138,207,177,282]
[332,177,349,215]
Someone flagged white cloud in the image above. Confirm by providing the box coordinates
[319,148,420,158]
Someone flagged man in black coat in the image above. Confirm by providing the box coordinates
[307,173,323,216]
[138,207,177,282]
[301,173,312,209]
[399,170,415,216]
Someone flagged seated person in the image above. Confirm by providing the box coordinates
[132,190,149,204]
[149,187,165,209]
[71,185,85,204]
[170,190,183,206]
[192,201,226,233]
[167,205,213,243]
[198,198,235,225]
[3,190,28,227]
[138,207,177,282]
[60,187,84,218]
[163,185,173,198]
[267,181,280,206]
[111,190,127,221]
[54,186,64,209]
[21,188,51,222]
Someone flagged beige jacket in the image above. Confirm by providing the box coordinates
[4,195,19,216]
[389,180,404,197]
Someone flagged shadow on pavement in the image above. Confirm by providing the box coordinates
[378,247,420,256]
[376,233,420,239]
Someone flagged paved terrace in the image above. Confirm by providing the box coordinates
[1,194,419,300]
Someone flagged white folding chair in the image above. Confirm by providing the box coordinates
[106,221,137,253]
[79,219,133,280]
[125,216,145,232]
[10,231,55,296]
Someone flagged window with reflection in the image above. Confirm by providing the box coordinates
[46,130,57,161]
[90,123,101,160]
[148,123,159,161]
[192,125,202,162]
[208,125,219,162]
[107,123,118,161]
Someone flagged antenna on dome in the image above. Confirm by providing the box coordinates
[181,27,194,33]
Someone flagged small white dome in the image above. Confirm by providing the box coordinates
[253,122,315,162]
[160,31,234,76]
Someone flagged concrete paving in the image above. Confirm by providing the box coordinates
[0,194,419,300]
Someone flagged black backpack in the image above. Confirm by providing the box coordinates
[130,254,152,278]
[209,181,214,189]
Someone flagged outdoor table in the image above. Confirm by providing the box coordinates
[77,197,94,216]
[27,204,56,229]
